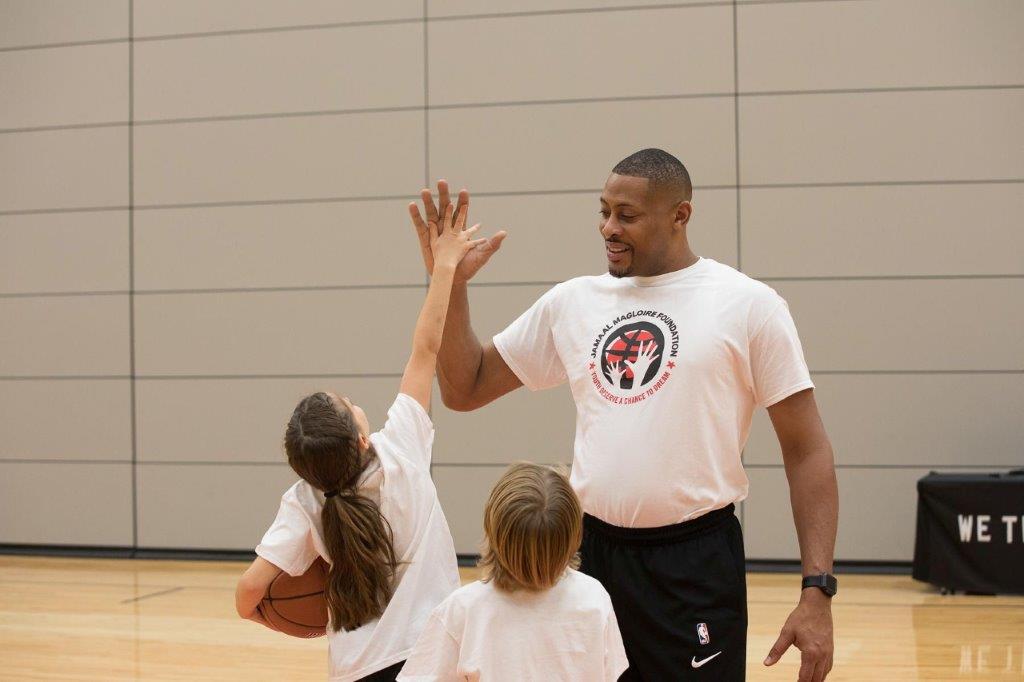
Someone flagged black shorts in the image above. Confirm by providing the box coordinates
[356,660,404,682]
[579,505,747,681]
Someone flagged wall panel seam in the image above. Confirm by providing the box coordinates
[5,83,1021,136]
[6,274,1022,300]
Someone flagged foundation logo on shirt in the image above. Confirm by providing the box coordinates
[588,309,679,405]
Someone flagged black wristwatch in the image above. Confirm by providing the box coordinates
[801,573,838,597]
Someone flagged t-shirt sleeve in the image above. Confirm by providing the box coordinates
[604,604,630,681]
[396,610,463,682]
[377,393,435,470]
[254,488,318,577]
[749,298,815,408]
[492,285,568,392]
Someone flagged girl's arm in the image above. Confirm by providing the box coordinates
[400,203,484,411]
[235,556,281,621]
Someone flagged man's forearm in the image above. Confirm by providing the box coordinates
[436,280,485,406]
[784,446,838,576]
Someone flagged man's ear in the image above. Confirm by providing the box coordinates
[674,200,693,230]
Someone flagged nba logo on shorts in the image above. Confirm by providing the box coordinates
[697,623,710,645]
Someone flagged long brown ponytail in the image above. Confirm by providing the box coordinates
[284,392,398,631]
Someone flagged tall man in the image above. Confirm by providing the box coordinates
[409,149,838,681]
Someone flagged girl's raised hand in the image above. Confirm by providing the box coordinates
[429,203,487,272]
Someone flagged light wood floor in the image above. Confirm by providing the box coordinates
[1,556,1021,680]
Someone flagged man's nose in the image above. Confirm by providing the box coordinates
[601,218,622,240]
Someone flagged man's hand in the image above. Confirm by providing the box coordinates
[408,179,507,282]
[764,588,834,681]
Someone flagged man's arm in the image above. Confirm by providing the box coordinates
[763,387,838,682]
[408,181,520,412]
[434,280,522,411]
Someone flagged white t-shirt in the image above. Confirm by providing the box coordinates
[256,394,461,682]
[398,569,629,682]
[493,258,814,528]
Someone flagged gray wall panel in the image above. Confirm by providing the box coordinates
[134,1,420,37]
[746,374,1024,467]
[0,0,127,49]
[740,90,1024,185]
[429,6,732,105]
[136,463,297,549]
[0,379,131,461]
[134,289,422,376]
[0,462,132,545]
[0,211,128,294]
[134,200,423,290]
[136,377,402,463]
[741,184,1024,278]
[739,0,1024,91]
[777,279,1024,372]
[0,295,129,375]
[135,23,423,120]
[0,43,127,129]
[0,127,128,211]
[134,112,423,206]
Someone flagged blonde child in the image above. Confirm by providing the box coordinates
[399,463,629,681]
[235,205,485,681]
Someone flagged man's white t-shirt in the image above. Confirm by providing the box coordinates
[493,258,814,528]
[398,569,629,682]
[256,394,461,682]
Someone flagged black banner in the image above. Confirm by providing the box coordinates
[913,471,1024,595]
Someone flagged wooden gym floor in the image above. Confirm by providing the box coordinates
[1,556,1022,680]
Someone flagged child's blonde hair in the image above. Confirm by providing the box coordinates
[479,462,582,592]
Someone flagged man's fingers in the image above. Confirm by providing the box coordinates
[420,188,439,224]
[408,203,430,236]
[764,629,794,666]
[487,230,507,251]
[442,202,455,233]
[437,179,450,217]
[455,188,469,221]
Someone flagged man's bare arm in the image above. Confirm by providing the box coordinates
[771,388,838,575]
[435,280,522,412]
[763,387,838,682]
[408,180,518,411]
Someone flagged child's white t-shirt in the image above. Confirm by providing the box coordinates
[397,569,629,682]
[256,394,461,682]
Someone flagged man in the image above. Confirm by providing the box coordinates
[408,149,838,681]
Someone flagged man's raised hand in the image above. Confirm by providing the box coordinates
[408,179,507,282]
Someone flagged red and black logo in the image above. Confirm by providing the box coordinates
[588,310,679,405]
[600,321,664,391]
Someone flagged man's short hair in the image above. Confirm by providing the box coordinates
[612,148,692,201]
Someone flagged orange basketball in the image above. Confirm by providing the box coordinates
[256,557,329,638]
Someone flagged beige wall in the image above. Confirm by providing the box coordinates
[1,0,1021,562]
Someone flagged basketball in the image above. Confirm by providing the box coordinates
[601,322,665,388]
[256,557,330,638]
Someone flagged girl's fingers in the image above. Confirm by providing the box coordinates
[443,202,455,233]
[467,237,488,248]
[463,223,481,237]
[454,205,468,232]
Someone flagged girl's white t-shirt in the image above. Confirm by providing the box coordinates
[256,394,461,682]
[397,569,629,682]
[492,257,815,528]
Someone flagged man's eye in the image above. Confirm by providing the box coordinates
[599,211,610,218]
[620,215,636,221]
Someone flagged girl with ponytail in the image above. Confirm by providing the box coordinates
[236,202,487,681]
